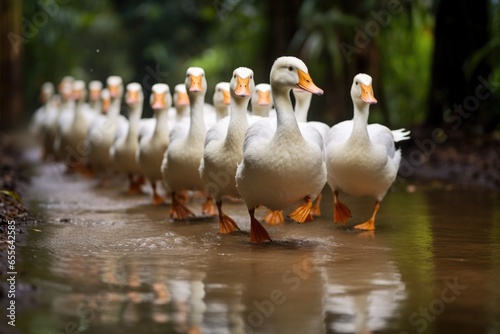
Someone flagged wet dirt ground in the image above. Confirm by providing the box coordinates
[5,150,500,334]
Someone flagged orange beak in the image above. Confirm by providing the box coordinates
[234,76,251,97]
[297,69,323,96]
[102,98,110,113]
[176,91,189,106]
[152,92,165,110]
[189,74,203,92]
[126,90,139,105]
[222,89,230,104]
[360,83,377,104]
[90,88,101,102]
[109,84,119,98]
[257,90,271,105]
[72,89,83,101]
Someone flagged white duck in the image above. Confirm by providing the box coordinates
[110,82,145,194]
[325,73,410,230]
[32,82,59,160]
[138,83,172,205]
[235,56,326,243]
[168,84,190,123]
[85,76,128,181]
[200,67,255,234]
[251,83,274,117]
[65,80,98,170]
[30,82,55,140]
[161,67,215,219]
[88,80,103,112]
[212,82,230,120]
[53,76,75,162]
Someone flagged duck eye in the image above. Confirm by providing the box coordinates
[288,66,293,71]
[234,74,236,79]
[355,82,359,85]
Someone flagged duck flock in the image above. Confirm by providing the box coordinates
[30,56,410,243]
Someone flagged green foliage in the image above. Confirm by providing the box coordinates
[378,1,434,127]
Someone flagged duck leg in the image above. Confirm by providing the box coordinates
[249,208,272,243]
[333,191,351,223]
[264,210,284,225]
[216,200,240,234]
[127,174,143,195]
[354,201,379,230]
[170,191,195,219]
[311,193,322,216]
[151,180,164,205]
[288,196,314,223]
[202,194,217,216]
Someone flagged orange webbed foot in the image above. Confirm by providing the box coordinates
[152,193,164,206]
[219,212,240,234]
[216,200,240,234]
[354,201,380,231]
[264,210,284,225]
[202,197,217,216]
[288,197,313,223]
[249,208,272,243]
[170,193,195,220]
[311,193,322,216]
[333,191,351,224]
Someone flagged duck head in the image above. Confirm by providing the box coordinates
[270,56,323,95]
[106,76,123,100]
[231,67,254,100]
[174,84,190,107]
[88,80,103,103]
[253,83,272,106]
[150,83,172,111]
[125,82,143,108]
[185,67,207,96]
[213,82,230,108]
[351,73,377,107]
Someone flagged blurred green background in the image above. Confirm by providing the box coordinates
[2,0,500,135]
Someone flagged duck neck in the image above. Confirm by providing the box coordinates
[73,98,86,123]
[187,93,206,140]
[153,107,169,141]
[126,104,142,142]
[108,96,122,119]
[90,99,101,112]
[349,102,371,144]
[273,87,302,140]
[252,103,270,117]
[294,95,311,123]
[215,104,229,121]
[226,98,250,146]
[176,105,189,122]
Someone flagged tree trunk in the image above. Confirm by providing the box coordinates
[0,0,23,130]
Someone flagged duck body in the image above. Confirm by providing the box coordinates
[111,83,144,181]
[200,67,256,233]
[237,118,326,210]
[325,73,410,230]
[161,67,214,218]
[138,83,172,204]
[326,121,400,199]
[85,76,126,175]
[235,56,326,242]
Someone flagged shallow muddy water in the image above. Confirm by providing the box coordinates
[10,157,500,334]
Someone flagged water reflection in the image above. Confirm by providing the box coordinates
[17,163,500,334]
